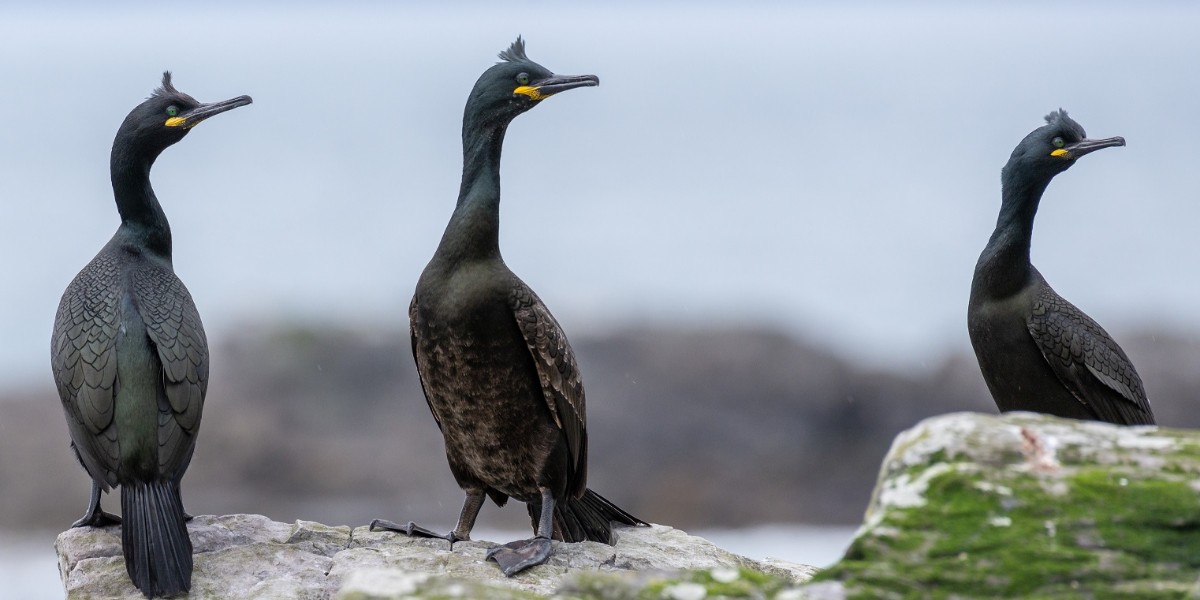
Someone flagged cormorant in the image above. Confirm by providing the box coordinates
[370,37,646,576]
[51,72,251,597]
[968,110,1154,425]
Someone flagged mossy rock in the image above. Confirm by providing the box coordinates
[809,412,1200,599]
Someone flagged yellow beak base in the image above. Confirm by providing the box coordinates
[513,86,543,101]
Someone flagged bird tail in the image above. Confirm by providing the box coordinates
[530,488,648,544]
[121,479,192,598]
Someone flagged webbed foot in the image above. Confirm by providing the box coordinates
[72,483,121,528]
[369,519,462,543]
[71,509,121,528]
[486,536,553,576]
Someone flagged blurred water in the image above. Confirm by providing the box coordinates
[0,535,61,600]
[3,524,855,597]
[1,2,1198,389]
[696,524,855,568]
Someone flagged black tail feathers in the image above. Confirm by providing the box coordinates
[121,480,192,598]
[528,488,648,544]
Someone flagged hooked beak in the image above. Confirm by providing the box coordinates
[514,74,599,101]
[1054,136,1125,160]
[165,95,253,129]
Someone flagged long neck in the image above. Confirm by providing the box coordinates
[432,113,508,266]
[110,141,172,257]
[974,166,1052,298]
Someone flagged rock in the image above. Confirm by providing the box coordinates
[56,516,816,598]
[806,412,1200,598]
[57,514,346,599]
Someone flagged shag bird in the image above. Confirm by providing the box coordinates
[51,72,251,597]
[370,37,646,576]
[968,110,1154,425]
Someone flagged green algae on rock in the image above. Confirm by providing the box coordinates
[811,412,1200,599]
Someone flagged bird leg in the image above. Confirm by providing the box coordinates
[487,488,555,576]
[71,481,121,528]
[370,490,485,547]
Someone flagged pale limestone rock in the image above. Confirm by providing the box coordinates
[57,516,816,599]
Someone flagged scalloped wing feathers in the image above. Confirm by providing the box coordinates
[509,282,588,498]
[52,253,209,483]
[1026,284,1154,425]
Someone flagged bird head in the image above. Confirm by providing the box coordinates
[114,72,252,159]
[1004,109,1125,179]
[464,37,599,127]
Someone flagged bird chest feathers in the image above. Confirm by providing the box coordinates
[419,264,513,324]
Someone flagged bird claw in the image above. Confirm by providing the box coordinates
[486,536,552,576]
[71,509,122,529]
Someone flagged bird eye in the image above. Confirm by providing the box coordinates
[516,73,530,85]
[1052,137,1065,148]
[166,105,179,117]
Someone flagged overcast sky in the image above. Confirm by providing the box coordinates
[2,2,1198,385]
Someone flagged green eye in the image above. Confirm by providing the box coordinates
[1052,137,1065,148]
[516,73,530,85]
[166,105,179,117]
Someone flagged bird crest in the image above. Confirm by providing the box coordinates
[151,71,179,99]
[1043,108,1069,125]
[1044,109,1086,138]
[498,36,529,63]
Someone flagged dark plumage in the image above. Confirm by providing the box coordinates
[51,72,250,597]
[370,38,645,576]
[968,110,1154,425]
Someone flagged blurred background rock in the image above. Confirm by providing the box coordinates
[4,324,1198,536]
